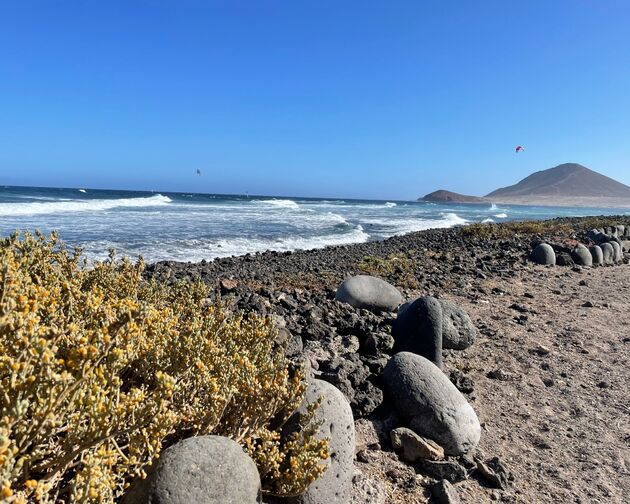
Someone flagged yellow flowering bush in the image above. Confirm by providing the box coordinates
[0,232,328,503]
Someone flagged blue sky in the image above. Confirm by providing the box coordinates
[1,1,629,200]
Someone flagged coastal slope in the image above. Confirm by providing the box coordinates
[419,189,488,204]
[487,163,630,207]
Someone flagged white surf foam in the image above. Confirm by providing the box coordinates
[494,213,508,219]
[257,199,300,209]
[384,202,397,208]
[78,189,87,193]
[489,203,499,211]
[0,194,172,216]
[482,218,495,223]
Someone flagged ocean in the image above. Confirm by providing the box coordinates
[0,185,627,263]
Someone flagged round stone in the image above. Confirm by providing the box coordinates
[123,436,260,504]
[384,352,481,456]
[531,243,556,265]
[589,245,603,265]
[439,299,477,350]
[571,244,592,267]
[335,275,402,312]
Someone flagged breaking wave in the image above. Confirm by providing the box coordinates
[257,199,300,209]
[0,194,172,216]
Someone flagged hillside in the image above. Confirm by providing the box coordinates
[419,190,487,204]
[487,163,630,199]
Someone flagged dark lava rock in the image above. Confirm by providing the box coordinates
[431,479,460,504]
[392,296,443,368]
[416,459,467,483]
[555,252,574,267]
[449,369,474,394]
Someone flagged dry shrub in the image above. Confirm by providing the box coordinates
[461,220,573,239]
[0,232,327,503]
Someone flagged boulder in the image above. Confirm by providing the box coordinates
[439,300,477,350]
[390,427,444,462]
[530,243,555,265]
[291,379,355,504]
[384,352,481,456]
[571,244,592,267]
[616,225,625,237]
[335,275,402,312]
[622,240,630,253]
[392,296,443,368]
[123,436,260,504]
[600,242,615,264]
[610,241,622,262]
[589,245,603,265]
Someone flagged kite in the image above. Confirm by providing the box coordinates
[515,145,525,153]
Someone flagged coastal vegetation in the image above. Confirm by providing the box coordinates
[0,232,328,503]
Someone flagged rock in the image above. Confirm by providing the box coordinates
[589,245,603,265]
[530,243,555,265]
[475,457,510,490]
[335,275,402,312]
[616,225,625,237]
[219,278,238,293]
[416,459,467,483]
[621,240,630,252]
[439,300,477,350]
[449,369,474,394]
[571,244,592,267]
[383,352,481,456]
[392,297,443,368]
[600,242,615,264]
[610,241,622,262]
[123,435,260,504]
[390,427,444,462]
[555,252,574,267]
[431,480,460,504]
[292,379,355,504]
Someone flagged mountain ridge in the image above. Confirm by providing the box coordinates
[486,163,630,199]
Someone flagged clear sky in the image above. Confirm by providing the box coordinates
[1,1,629,200]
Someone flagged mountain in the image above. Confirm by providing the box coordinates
[419,190,487,204]
[487,163,630,201]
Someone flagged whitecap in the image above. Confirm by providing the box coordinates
[78,189,87,193]
[489,203,498,211]
[482,218,495,223]
[384,202,397,208]
[494,213,508,219]
[257,199,300,209]
[0,194,172,216]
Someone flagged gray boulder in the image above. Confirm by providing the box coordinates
[291,379,355,504]
[600,242,615,264]
[335,275,402,312]
[123,436,260,504]
[616,225,625,237]
[384,352,481,456]
[439,299,477,350]
[589,245,603,265]
[392,296,443,368]
[610,241,622,262]
[622,240,630,253]
[571,244,592,267]
[531,243,555,265]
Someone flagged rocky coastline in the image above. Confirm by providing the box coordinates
[143,216,630,503]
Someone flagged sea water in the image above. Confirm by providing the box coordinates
[0,186,627,263]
